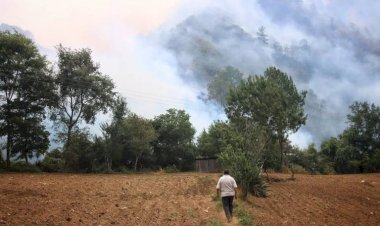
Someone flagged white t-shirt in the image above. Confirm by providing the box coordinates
[216,175,238,197]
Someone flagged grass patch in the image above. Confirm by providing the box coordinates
[210,218,224,226]
[234,203,253,226]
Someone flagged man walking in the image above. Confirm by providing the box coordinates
[216,170,238,223]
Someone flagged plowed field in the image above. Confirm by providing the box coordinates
[0,173,379,225]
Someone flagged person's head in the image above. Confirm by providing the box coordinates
[223,170,229,175]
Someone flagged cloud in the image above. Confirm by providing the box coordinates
[150,0,380,147]
[2,0,380,148]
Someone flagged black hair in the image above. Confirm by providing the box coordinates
[224,170,229,175]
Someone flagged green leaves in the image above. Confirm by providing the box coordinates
[226,66,307,166]
[0,31,56,167]
[53,45,115,145]
[152,108,196,171]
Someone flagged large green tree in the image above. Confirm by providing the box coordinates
[100,95,129,172]
[196,120,231,158]
[226,67,307,167]
[12,118,50,164]
[153,108,196,171]
[52,45,115,149]
[124,114,156,171]
[345,102,380,158]
[0,31,56,167]
[62,129,94,172]
[335,101,380,172]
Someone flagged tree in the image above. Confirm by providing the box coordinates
[226,67,307,167]
[52,45,115,149]
[100,95,129,172]
[0,31,56,167]
[196,120,233,157]
[334,101,380,173]
[12,118,49,164]
[124,114,156,171]
[153,108,196,171]
[346,102,380,158]
[62,129,94,172]
[219,146,267,199]
[41,148,64,172]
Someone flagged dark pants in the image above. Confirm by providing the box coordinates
[222,196,234,219]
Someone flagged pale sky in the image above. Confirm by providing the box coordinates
[0,0,180,49]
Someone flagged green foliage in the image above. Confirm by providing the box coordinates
[164,164,179,173]
[124,114,157,171]
[153,108,196,171]
[290,164,307,174]
[100,98,129,172]
[235,204,253,226]
[52,45,115,147]
[226,67,307,167]
[12,120,50,164]
[196,120,234,158]
[62,130,95,172]
[219,146,267,199]
[41,149,64,172]
[0,31,57,167]
[210,218,224,226]
[318,101,380,174]
[8,162,41,173]
[288,144,335,175]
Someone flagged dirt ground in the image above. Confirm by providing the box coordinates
[0,172,379,226]
[250,173,380,226]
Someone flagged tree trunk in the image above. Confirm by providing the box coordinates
[66,125,73,150]
[6,134,11,168]
[279,138,285,170]
[106,157,112,172]
[25,154,28,164]
[134,154,140,171]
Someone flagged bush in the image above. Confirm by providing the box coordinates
[41,156,64,172]
[164,164,179,173]
[290,164,307,174]
[8,162,41,173]
[219,147,267,199]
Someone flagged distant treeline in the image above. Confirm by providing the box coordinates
[0,31,379,177]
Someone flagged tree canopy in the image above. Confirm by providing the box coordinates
[0,31,56,167]
[153,108,196,171]
[52,45,115,148]
[226,66,307,166]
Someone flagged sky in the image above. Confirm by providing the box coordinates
[1,0,380,148]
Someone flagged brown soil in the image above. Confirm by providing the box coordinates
[251,173,380,226]
[0,173,379,226]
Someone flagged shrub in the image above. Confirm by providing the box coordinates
[164,164,179,173]
[219,146,267,199]
[291,164,307,174]
[9,162,41,173]
[41,156,64,172]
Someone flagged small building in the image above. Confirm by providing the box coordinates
[195,157,222,173]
